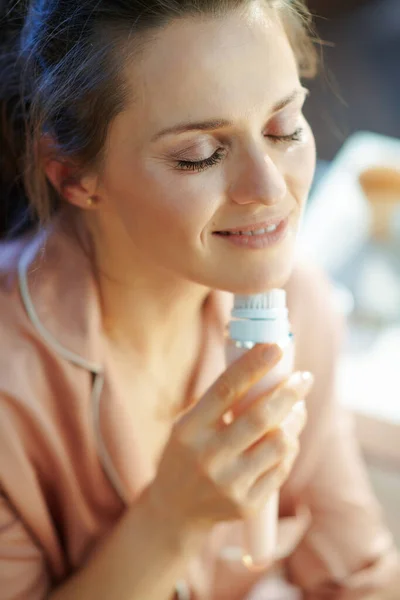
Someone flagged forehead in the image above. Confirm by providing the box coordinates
[118,5,299,137]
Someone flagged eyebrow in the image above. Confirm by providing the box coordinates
[151,87,309,141]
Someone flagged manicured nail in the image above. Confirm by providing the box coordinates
[287,445,299,463]
[267,390,302,429]
[282,401,307,437]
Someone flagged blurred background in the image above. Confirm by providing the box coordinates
[301,0,400,548]
[0,0,398,557]
[306,0,400,160]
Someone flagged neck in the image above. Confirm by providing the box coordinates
[86,220,210,365]
[100,270,210,358]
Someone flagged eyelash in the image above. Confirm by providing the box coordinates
[270,127,304,144]
[176,149,226,172]
[175,127,304,172]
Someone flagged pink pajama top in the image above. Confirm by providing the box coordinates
[0,220,398,599]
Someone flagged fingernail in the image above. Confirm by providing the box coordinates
[287,445,299,463]
[266,390,301,429]
[262,344,282,364]
[282,401,307,437]
[287,371,314,397]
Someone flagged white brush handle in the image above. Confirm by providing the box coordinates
[226,290,294,571]
[243,400,305,568]
[244,491,279,569]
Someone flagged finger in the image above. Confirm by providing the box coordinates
[187,344,282,428]
[243,432,299,495]
[216,371,312,456]
[247,445,299,509]
[281,400,307,437]
[229,370,313,422]
[220,429,292,494]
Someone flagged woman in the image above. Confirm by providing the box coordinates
[0,1,398,599]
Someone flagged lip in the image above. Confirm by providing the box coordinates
[213,217,287,234]
[213,217,290,249]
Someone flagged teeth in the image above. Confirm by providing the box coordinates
[219,223,280,236]
[236,225,278,236]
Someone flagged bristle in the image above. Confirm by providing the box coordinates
[234,290,286,310]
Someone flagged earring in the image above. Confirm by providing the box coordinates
[87,197,95,207]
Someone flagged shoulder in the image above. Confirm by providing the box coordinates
[0,255,97,560]
[0,237,93,465]
[0,237,27,306]
[0,235,87,390]
[286,257,343,343]
[0,237,43,370]
[284,255,344,374]
[0,314,92,488]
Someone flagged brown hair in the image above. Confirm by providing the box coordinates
[0,0,317,237]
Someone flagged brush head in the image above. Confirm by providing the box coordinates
[229,289,290,343]
[233,290,287,311]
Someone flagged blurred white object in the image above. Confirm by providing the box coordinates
[392,207,400,239]
[246,574,301,600]
[300,132,400,274]
[300,133,400,466]
[339,327,400,425]
[332,283,355,317]
[338,326,400,465]
[356,256,400,321]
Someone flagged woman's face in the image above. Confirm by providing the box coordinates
[94,4,316,294]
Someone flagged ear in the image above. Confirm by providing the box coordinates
[41,135,99,209]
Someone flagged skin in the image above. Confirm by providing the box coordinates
[48,3,315,367]
[44,4,400,599]
[45,4,323,599]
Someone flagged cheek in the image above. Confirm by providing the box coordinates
[284,132,316,202]
[110,163,219,242]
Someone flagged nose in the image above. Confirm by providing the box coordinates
[228,146,287,206]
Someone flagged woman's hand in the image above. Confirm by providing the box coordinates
[148,344,313,535]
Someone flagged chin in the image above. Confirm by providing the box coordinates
[213,258,295,295]
[204,228,299,295]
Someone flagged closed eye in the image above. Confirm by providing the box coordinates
[173,127,305,173]
[174,148,226,172]
[267,127,304,143]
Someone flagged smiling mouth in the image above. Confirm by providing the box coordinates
[215,224,279,236]
[212,217,290,249]
[213,217,287,236]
